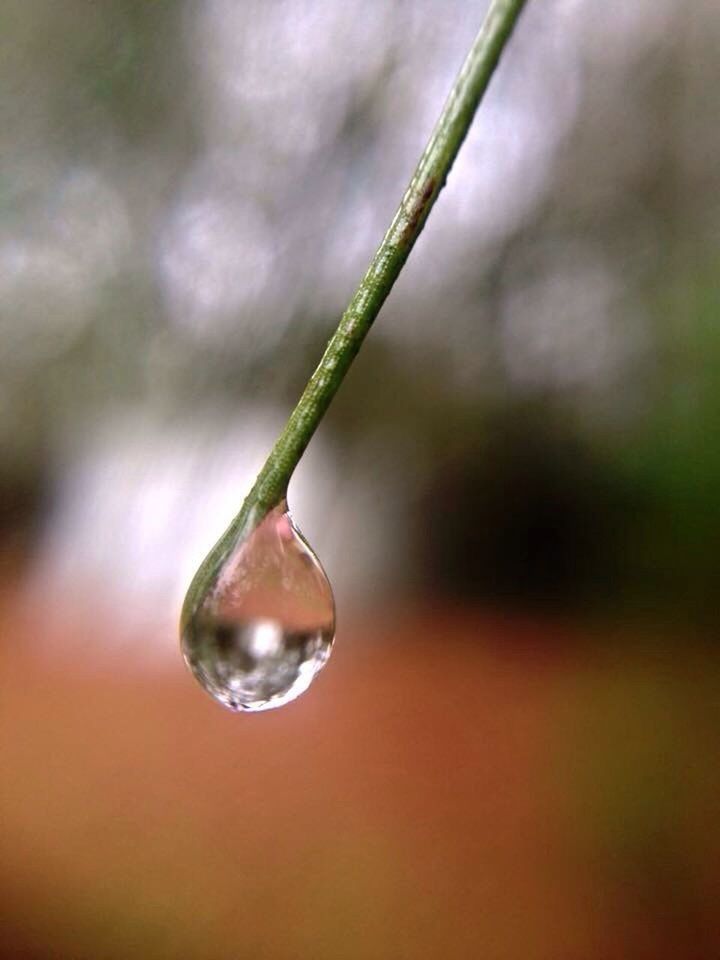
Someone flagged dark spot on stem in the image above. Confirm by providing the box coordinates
[401,178,436,246]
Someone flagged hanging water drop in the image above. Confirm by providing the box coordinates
[181,502,335,712]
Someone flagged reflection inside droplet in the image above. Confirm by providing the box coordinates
[181,502,335,712]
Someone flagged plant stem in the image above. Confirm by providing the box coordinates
[182,0,529,627]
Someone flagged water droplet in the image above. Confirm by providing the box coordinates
[181,502,335,712]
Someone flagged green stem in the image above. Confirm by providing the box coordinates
[182,0,529,628]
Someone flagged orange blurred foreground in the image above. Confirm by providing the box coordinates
[1,577,719,960]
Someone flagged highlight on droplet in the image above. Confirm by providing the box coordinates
[181,502,335,712]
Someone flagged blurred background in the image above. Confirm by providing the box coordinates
[2,0,720,957]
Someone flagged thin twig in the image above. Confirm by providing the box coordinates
[182,0,529,628]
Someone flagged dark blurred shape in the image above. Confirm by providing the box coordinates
[419,409,625,610]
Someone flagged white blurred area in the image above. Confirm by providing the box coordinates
[0,169,131,369]
[25,409,412,656]
[3,0,717,653]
